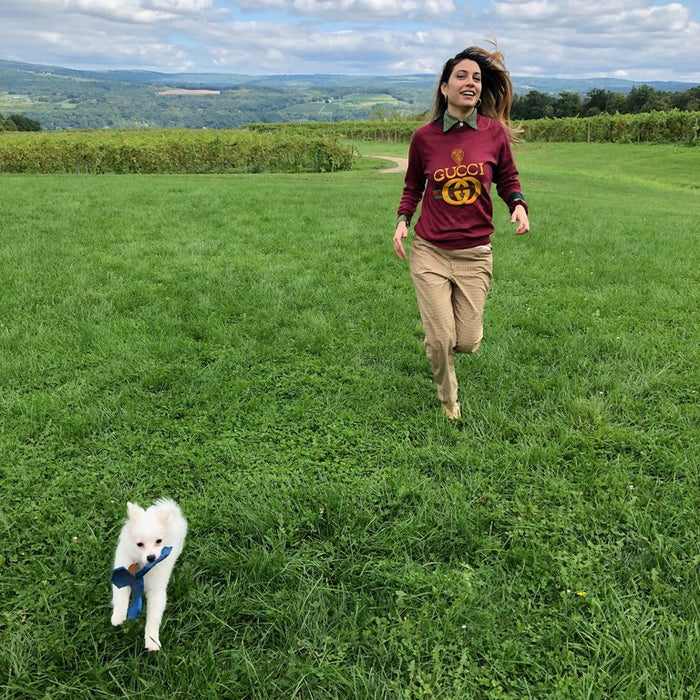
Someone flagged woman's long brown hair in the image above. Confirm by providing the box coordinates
[431,43,522,144]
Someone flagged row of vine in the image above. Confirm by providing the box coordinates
[1,111,696,174]
[0,129,354,174]
[248,110,700,145]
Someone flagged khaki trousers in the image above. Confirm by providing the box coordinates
[409,235,493,407]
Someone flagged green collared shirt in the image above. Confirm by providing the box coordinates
[441,109,478,132]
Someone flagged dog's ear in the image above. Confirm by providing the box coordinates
[158,509,175,525]
[126,502,144,519]
[154,499,180,524]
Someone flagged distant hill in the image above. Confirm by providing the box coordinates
[0,59,697,131]
[511,75,696,96]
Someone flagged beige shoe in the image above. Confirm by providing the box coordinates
[441,402,462,420]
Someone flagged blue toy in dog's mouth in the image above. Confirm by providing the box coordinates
[110,546,173,620]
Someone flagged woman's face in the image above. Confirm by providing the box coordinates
[441,58,482,117]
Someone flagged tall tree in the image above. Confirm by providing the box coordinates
[9,114,42,131]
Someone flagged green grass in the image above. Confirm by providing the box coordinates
[1,143,699,698]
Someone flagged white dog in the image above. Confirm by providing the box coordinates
[111,499,187,651]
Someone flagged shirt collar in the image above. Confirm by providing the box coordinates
[441,109,478,132]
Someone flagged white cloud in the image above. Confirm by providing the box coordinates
[0,0,698,80]
[234,0,288,8]
[291,0,455,19]
[487,0,700,79]
[14,0,218,24]
[143,0,215,10]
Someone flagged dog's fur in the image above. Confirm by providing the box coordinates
[111,498,187,651]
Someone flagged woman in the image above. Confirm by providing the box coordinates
[393,45,529,420]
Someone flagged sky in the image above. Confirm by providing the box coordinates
[1,0,699,82]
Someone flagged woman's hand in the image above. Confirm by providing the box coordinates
[511,204,530,235]
[393,221,409,259]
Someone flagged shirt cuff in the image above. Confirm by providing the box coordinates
[397,214,410,227]
[507,195,528,214]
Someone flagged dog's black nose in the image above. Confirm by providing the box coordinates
[147,554,156,562]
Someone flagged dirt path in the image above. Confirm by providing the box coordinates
[368,155,408,173]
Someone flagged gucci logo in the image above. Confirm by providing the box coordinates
[441,177,481,206]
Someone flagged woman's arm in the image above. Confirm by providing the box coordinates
[495,126,529,235]
[394,133,426,259]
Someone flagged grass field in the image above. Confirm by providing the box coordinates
[1,143,699,698]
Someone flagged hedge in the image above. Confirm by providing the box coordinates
[0,129,353,174]
[250,111,700,145]
[520,110,699,144]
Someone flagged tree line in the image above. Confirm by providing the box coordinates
[3,83,699,135]
[0,112,41,131]
[511,84,700,120]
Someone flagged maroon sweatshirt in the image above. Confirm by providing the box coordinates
[398,113,527,249]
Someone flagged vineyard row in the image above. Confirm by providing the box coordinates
[250,109,700,145]
[0,130,353,175]
[0,111,696,175]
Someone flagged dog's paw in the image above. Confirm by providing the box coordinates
[111,611,127,626]
[145,635,161,652]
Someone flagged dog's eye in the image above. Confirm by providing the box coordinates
[156,539,162,544]
[136,542,144,548]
